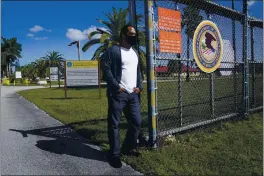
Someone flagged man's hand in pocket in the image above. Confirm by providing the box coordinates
[133,87,140,94]
[119,87,125,92]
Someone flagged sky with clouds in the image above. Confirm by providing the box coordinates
[2,1,128,66]
[2,0,263,66]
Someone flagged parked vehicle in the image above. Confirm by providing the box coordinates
[37,80,47,85]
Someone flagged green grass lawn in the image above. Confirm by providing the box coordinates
[123,113,263,175]
[17,76,263,136]
[17,76,263,175]
[3,81,64,87]
[44,81,65,86]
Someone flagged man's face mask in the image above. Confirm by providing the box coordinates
[125,35,137,46]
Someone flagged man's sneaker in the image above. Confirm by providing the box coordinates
[107,157,122,168]
[121,149,141,157]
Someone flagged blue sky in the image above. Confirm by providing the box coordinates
[2,0,262,66]
[2,1,128,66]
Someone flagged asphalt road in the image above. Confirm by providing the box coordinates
[1,86,141,175]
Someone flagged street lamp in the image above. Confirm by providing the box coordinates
[68,40,80,61]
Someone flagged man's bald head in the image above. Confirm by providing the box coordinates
[120,25,136,39]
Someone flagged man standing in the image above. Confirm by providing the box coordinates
[104,25,143,168]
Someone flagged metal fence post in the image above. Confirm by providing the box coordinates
[129,0,137,27]
[250,27,256,107]
[207,14,215,119]
[144,0,157,148]
[232,0,238,112]
[210,73,215,119]
[178,61,183,126]
[243,0,249,118]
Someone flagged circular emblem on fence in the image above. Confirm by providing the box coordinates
[67,62,72,67]
[193,20,223,73]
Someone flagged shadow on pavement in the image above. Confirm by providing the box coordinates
[9,123,108,162]
[9,124,89,141]
[35,138,107,162]
[9,118,148,160]
[9,119,109,145]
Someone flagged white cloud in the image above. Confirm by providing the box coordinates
[66,28,88,41]
[30,25,44,32]
[27,33,35,37]
[66,25,107,41]
[29,25,52,33]
[248,0,256,7]
[34,37,48,40]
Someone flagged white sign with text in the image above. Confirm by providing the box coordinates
[50,67,58,81]
[15,71,22,79]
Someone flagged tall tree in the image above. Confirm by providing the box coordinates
[82,7,146,78]
[20,51,64,80]
[21,62,38,80]
[33,59,48,78]
[41,51,64,67]
[1,37,22,77]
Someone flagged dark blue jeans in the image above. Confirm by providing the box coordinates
[107,91,141,158]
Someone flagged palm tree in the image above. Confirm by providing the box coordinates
[20,65,29,78]
[21,62,38,80]
[1,37,22,77]
[82,7,146,78]
[182,6,203,81]
[41,51,64,67]
[20,51,63,81]
[33,59,48,78]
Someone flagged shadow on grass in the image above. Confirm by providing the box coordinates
[70,118,148,147]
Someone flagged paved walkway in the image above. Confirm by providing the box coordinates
[1,86,141,175]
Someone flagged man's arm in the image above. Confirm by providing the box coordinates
[136,61,143,92]
[133,48,143,93]
[104,48,120,91]
[134,65,143,94]
[137,66,143,91]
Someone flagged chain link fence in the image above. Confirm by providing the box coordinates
[134,0,263,143]
[249,26,263,112]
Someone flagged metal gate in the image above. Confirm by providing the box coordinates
[131,0,263,147]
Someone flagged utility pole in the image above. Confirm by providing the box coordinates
[78,40,81,61]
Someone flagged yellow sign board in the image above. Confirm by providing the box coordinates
[65,60,99,87]
[66,60,98,68]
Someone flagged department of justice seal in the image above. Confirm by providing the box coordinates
[193,20,223,73]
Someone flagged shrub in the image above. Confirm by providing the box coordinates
[2,78,10,85]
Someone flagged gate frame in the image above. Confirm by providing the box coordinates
[131,0,263,145]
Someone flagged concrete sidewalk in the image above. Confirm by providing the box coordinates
[1,86,141,175]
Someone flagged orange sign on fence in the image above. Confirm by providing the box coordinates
[158,7,181,32]
[159,31,182,54]
[158,7,182,54]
